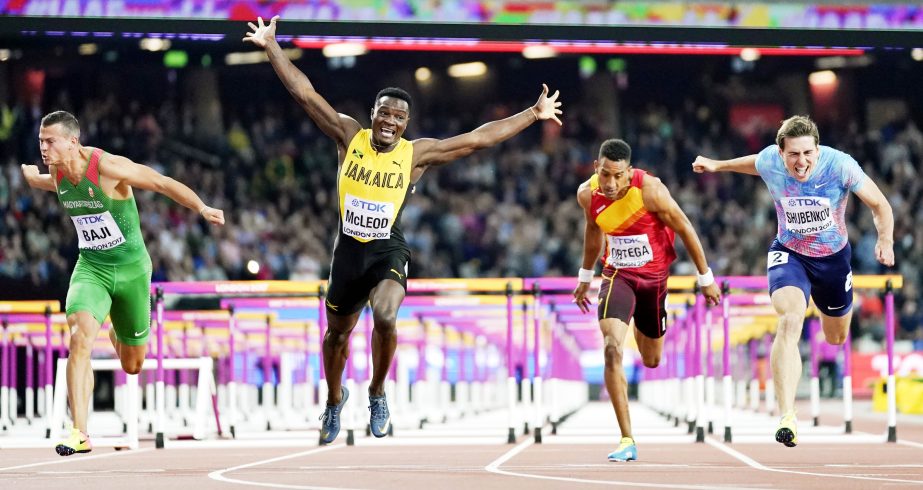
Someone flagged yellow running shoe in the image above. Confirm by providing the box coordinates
[775,412,798,447]
[607,436,638,462]
[55,428,92,456]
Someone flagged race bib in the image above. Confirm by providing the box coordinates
[767,251,789,268]
[780,197,833,235]
[71,212,126,250]
[342,193,394,241]
[606,234,653,269]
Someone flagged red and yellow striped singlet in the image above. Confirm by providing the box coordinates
[588,169,676,278]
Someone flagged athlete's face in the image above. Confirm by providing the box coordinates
[595,157,632,200]
[779,135,818,182]
[38,123,78,168]
[370,96,410,149]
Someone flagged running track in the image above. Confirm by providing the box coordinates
[3,400,922,489]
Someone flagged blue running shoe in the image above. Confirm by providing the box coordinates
[368,393,391,438]
[607,437,637,462]
[319,386,349,444]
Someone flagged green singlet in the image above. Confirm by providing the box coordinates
[58,148,152,346]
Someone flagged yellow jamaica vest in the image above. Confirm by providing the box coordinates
[338,129,414,243]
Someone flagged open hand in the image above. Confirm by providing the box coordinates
[532,83,563,126]
[572,281,593,314]
[243,15,279,48]
[701,282,721,306]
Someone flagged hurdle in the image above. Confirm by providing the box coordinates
[700,274,903,443]
[0,301,61,437]
[152,280,326,446]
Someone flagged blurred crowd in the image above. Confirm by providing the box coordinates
[1,68,921,349]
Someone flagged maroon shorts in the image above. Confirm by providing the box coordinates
[597,267,669,339]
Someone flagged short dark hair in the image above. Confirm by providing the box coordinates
[598,138,631,162]
[374,87,412,112]
[41,111,80,139]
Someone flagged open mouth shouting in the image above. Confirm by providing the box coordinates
[379,127,396,140]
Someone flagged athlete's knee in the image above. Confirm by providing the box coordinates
[641,355,660,369]
[603,343,624,368]
[69,329,95,357]
[824,329,847,345]
[323,328,351,348]
[121,358,144,375]
[372,309,398,336]
[776,312,804,338]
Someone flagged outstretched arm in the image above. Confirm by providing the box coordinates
[643,178,721,305]
[692,154,759,175]
[103,155,225,225]
[244,16,359,148]
[21,165,57,192]
[854,176,894,267]
[413,84,562,168]
[573,184,604,314]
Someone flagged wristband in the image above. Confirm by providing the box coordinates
[578,268,594,283]
[529,106,539,121]
[696,268,715,287]
[198,205,208,214]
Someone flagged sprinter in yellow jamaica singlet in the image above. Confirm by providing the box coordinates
[21,111,225,455]
[245,16,564,443]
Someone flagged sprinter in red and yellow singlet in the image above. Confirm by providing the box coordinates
[573,139,720,462]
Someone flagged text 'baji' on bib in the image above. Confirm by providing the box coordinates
[71,211,126,251]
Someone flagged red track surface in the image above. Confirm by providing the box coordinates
[2,400,921,490]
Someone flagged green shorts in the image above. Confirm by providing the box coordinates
[66,254,153,346]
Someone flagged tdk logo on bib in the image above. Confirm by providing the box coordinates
[351,198,387,213]
[74,215,105,225]
[611,236,643,245]
[788,198,823,207]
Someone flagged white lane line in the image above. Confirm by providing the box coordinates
[484,438,753,489]
[36,469,166,474]
[0,448,154,472]
[207,444,367,490]
[897,440,923,449]
[705,438,923,485]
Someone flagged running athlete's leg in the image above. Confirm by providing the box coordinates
[770,287,808,416]
[66,311,103,434]
[809,248,854,346]
[107,257,152,375]
[367,279,404,396]
[324,311,361,405]
[601,318,633,438]
[107,327,146,374]
[633,323,665,369]
[630,275,668,368]
[819,311,852,345]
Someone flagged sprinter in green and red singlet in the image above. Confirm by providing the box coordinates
[21,111,225,456]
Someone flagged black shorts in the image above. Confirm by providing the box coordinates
[325,235,410,316]
[597,267,669,339]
